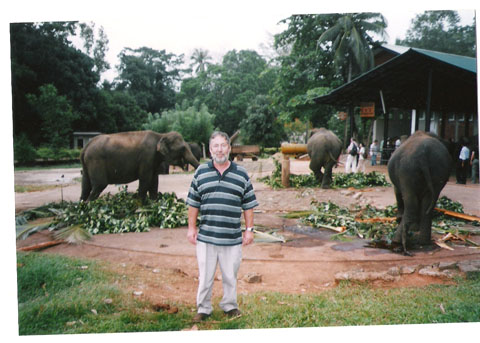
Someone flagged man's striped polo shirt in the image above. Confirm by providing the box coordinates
[186,161,258,246]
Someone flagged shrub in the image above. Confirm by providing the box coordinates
[14,134,37,163]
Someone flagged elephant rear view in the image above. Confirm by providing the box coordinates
[80,130,200,202]
[307,128,342,189]
[387,131,452,255]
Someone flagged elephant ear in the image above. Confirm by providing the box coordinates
[157,136,170,159]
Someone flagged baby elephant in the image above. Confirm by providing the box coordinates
[307,128,342,189]
[387,131,452,255]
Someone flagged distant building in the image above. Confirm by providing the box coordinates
[73,132,102,149]
[314,44,478,151]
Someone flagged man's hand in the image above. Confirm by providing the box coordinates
[187,227,197,245]
[243,230,254,246]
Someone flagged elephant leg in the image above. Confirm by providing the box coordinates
[418,190,440,245]
[393,193,418,255]
[309,160,323,183]
[137,179,150,203]
[87,184,107,202]
[321,161,335,189]
[393,186,404,223]
[80,174,92,201]
[148,175,159,200]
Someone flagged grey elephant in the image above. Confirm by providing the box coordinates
[80,130,200,202]
[387,131,452,255]
[158,142,202,174]
[307,128,342,189]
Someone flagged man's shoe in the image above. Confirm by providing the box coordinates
[224,308,242,317]
[192,312,210,323]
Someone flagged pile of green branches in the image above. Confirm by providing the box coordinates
[259,159,390,189]
[303,197,477,244]
[16,188,189,241]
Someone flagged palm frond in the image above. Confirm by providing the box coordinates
[16,221,55,240]
[53,224,91,244]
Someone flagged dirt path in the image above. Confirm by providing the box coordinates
[14,156,480,306]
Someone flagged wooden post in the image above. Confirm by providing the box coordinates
[281,154,290,188]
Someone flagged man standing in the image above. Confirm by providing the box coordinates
[345,137,358,173]
[456,141,470,184]
[186,131,258,323]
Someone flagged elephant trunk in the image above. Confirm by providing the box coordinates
[184,146,200,169]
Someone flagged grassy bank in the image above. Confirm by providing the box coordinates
[16,252,480,335]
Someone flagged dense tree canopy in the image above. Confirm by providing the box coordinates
[397,10,476,57]
[10,11,476,159]
[177,49,276,136]
[10,22,100,145]
[115,47,185,114]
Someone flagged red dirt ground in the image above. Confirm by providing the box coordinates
[14,155,480,307]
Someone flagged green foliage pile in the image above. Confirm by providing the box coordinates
[259,159,390,189]
[303,197,477,244]
[304,201,398,242]
[55,189,188,235]
[331,171,391,188]
[18,188,189,236]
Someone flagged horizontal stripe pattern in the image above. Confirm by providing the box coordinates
[187,161,258,246]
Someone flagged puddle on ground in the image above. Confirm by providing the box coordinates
[284,225,380,252]
[283,237,325,248]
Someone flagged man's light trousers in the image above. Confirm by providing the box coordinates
[196,241,242,314]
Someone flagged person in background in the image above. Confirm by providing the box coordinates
[345,137,358,173]
[186,131,258,323]
[369,139,379,166]
[456,140,470,184]
[395,137,402,150]
[357,143,366,173]
[470,145,479,184]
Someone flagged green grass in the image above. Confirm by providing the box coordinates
[16,252,480,335]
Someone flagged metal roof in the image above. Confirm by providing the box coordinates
[314,47,477,113]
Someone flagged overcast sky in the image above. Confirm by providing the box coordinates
[3,0,477,82]
[93,4,475,81]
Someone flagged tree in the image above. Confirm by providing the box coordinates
[95,89,148,133]
[26,84,77,149]
[239,95,285,147]
[142,100,214,146]
[78,22,111,75]
[178,50,276,136]
[10,22,101,145]
[316,13,387,145]
[317,12,387,83]
[213,50,274,135]
[396,10,476,57]
[115,47,185,114]
[271,14,342,135]
[190,48,212,75]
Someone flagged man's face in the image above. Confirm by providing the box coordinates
[209,135,231,164]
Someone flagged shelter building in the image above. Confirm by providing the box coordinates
[314,44,478,162]
[72,132,102,149]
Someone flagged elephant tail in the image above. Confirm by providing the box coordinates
[328,151,339,166]
[421,164,435,214]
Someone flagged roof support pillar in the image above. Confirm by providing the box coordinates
[425,69,433,132]
[380,89,389,143]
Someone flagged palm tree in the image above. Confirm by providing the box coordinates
[318,13,387,148]
[318,12,388,83]
[190,48,212,74]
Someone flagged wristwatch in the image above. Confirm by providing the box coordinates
[246,227,254,232]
